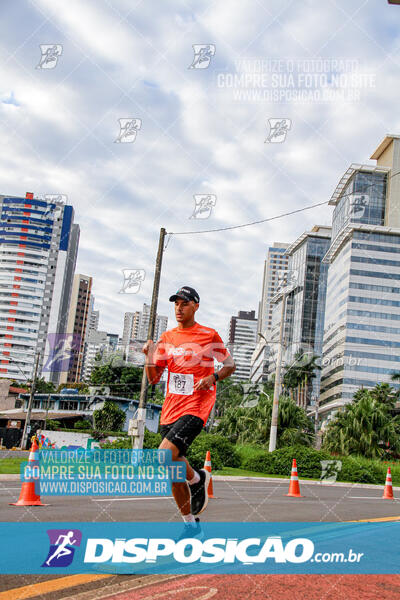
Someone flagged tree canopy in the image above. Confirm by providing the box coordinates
[322,384,400,458]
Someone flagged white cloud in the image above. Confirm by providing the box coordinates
[0,0,399,343]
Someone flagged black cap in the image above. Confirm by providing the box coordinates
[169,286,200,304]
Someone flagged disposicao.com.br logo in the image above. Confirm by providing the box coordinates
[83,535,363,566]
[42,529,82,567]
[1,521,393,574]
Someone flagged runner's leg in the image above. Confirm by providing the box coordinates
[158,437,193,515]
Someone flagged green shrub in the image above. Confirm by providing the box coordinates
[74,420,91,430]
[242,445,332,478]
[187,433,240,472]
[241,452,274,474]
[143,430,162,449]
[337,456,386,484]
[238,443,400,485]
[100,429,161,450]
[100,437,130,449]
[45,420,61,431]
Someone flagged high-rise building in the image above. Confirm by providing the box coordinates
[320,134,400,423]
[280,226,331,406]
[87,298,99,334]
[81,330,109,381]
[228,310,258,381]
[250,243,289,382]
[260,243,290,334]
[59,274,92,384]
[122,305,168,347]
[0,192,79,383]
[122,312,135,347]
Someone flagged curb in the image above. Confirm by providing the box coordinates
[1,473,399,491]
[213,475,400,491]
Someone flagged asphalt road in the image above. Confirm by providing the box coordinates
[1,477,399,599]
[1,478,400,523]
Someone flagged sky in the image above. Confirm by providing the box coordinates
[1,0,400,343]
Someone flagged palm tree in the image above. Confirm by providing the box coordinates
[216,393,314,447]
[369,382,398,409]
[322,389,400,458]
[283,351,321,407]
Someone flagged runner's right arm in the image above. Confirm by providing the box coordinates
[142,339,166,384]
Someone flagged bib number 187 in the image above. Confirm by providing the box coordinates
[168,372,194,395]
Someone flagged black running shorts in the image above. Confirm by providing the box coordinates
[159,414,204,456]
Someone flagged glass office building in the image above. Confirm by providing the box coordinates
[320,135,400,422]
[278,226,331,406]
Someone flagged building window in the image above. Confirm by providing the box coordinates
[59,400,78,411]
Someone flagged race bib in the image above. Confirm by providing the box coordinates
[168,372,194,395]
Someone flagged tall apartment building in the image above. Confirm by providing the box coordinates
[0,192,79,383]
[250,243,289,382]
[122,305,168,346]
[81,330,109,381]
[281,226,331,405]
[59,274,92,384]
[320,134,400,423]
[87,296,99,334]
[228,310,258,381]
[122,312,135,346]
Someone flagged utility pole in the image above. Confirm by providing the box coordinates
[131,227,166,449]
[20,352,40,450]
[269,293,286,452]
[44,393,51,431]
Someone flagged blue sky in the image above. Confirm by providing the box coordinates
[1,0,400,342]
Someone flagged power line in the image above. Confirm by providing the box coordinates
[167,200,330,235]
[167,169,398,236]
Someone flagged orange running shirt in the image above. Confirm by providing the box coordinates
[152,322,231,425]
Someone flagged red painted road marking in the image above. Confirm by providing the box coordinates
[101,574,400,600]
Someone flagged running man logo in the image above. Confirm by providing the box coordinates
[265,118,291,143]
[276,269,298,295]
[43,333,81,372]
[320,460,342,484]
[119,269,145,294]
[190,195,217,219]
[115,118,142,143]
[36,45,63,69]
[349,194,369,218]
[188,45,216,69]
[42,529,82,568]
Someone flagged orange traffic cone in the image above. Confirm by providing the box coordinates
[10,436,48,506]
[203,451,215,499]
[382,467,394,500]
[286,458,302,497]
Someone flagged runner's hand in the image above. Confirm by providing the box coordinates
[142,340,155,356]
[194,375,215,391]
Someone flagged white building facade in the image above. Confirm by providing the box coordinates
[251,243,289,383]
[228,310,258,381]
[0,192,79,384]
[320,135,400,422]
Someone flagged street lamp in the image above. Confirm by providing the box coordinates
[268,269,298,452]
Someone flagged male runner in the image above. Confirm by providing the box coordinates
[142,286,235,532]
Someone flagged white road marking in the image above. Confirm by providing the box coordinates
[349,496,399,500]
[92,496,174,502]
